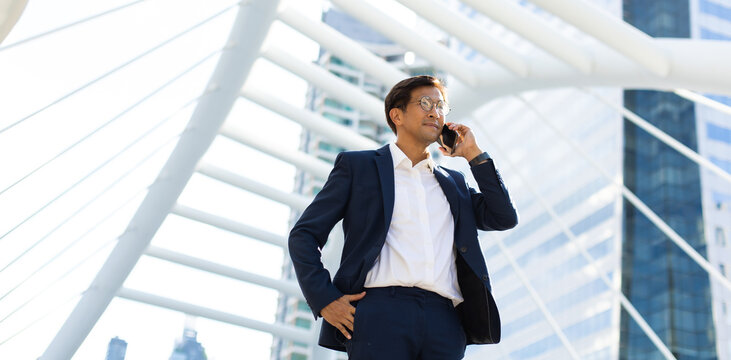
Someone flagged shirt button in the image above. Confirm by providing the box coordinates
[460,246,467,253]
[482,274,489,281]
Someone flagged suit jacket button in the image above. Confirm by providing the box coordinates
[460,246,467,253]
[482,274,489,281]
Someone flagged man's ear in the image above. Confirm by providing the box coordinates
[389,108,402,126]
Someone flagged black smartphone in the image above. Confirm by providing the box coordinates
[437,124,457,154]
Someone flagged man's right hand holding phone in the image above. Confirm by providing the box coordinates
[438,122,485,164]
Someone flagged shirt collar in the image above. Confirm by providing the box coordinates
[389,142,436,173]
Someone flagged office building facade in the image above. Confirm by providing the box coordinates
[462,0,731,359]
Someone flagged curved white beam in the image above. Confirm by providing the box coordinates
[219,121,332,180]
[448,39,731,119]
[529,0,670,77]
[675,89,731,116]
[240,86,379,151]
[116,288,311,343]
[519,39,731,92]
[393,0,528,77]
[172,204,287,247]
[460,0,593,74]
[0,0,28,44]
[39,2,283,358]
[196,162,312,212]
[144,245,304,299]
[330,0,489,87]
[277,5,407,88]
[260,46,384,122]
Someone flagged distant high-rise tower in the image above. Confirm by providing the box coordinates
[169,325,207,360]
[105,336,127,360]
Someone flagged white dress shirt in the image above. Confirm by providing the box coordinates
[364,142,463,306]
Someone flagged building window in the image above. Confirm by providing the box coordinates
[295,318,312,329]
[318,141,335,152]
[291,353,308,360]
[329,55,354,70]
[721,263,726,277]
[330,56,344,66]
[323,98,353,112]
[297,300,311,312]
[717,227,727,247]
[323,112,352,126]
[707,122,731,144]
[331,71,359,85]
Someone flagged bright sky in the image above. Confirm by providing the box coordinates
[0,0,336,359]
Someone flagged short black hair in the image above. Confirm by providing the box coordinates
[384,75,447,135]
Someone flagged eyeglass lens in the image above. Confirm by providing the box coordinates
[419,97,449,115]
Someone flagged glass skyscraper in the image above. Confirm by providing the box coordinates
[621,6,712,360]
[620,0,731,359]
[621,87,714,359]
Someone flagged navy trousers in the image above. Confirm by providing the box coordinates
[345,286,466,360]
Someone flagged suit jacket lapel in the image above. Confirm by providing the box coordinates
[375,145,395,234]
[434,166,460,223]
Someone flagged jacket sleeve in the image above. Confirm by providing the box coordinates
[288,152,351,319]
[468,159,519,231]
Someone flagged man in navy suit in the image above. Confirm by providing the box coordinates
[289,75,518,359]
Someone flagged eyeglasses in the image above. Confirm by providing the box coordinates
[410,96,451,116]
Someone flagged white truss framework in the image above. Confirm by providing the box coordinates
[0,0,729,359]
[38,1,283,358]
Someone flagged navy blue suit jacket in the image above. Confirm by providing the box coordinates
[288,144,518,351]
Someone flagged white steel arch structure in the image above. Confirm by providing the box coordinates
[1,0,731,359]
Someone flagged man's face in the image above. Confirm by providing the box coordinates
[392,86,446,146]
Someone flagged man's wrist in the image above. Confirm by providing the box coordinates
[463,147,483,162]
[468,151,491,167]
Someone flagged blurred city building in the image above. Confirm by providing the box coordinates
[105,336,127,360]
[454,0,624,357]
[169,325,207,360]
